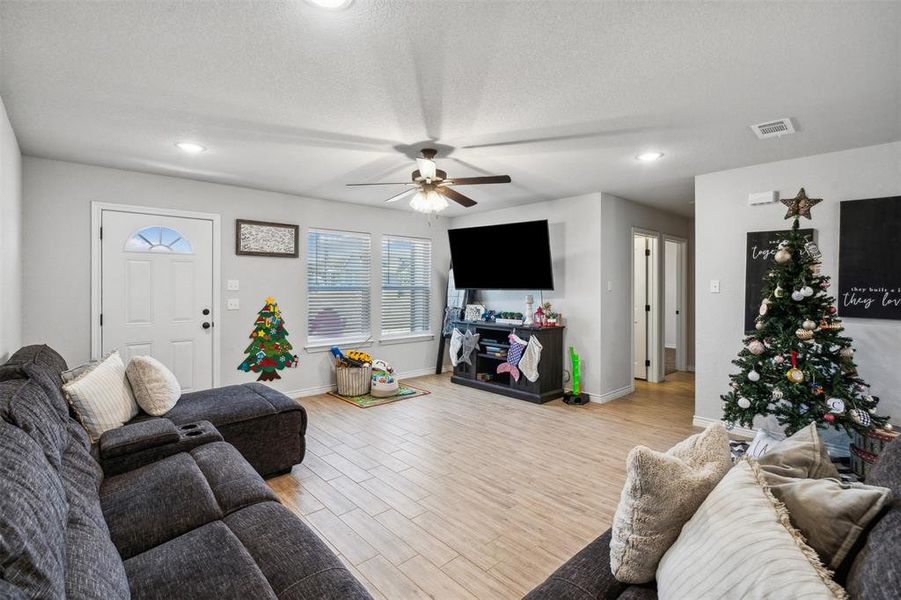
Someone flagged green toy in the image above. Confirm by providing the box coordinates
[564,346,589,405]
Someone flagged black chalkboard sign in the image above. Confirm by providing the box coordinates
[839,196,901,320]
[744,228,816,332]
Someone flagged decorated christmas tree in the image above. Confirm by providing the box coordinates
[238,297,298,381]
[721,188,890,436]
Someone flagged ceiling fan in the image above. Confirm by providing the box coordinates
[346,148,511,214]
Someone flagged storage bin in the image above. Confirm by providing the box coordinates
[336,366,371,396]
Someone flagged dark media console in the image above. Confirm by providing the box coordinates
[450,320,564,404]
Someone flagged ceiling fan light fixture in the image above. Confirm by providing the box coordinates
[305,0,353,9]
[636,151,664,162]
[175,141,206,154]
[410,190,448,214]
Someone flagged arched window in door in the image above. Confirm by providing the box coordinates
[124,226,193,254]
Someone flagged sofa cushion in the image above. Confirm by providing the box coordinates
[64,504,130,600]
[189,442,278,513]
[0,378,68,470]
[164,382,302,427]
[610,422,732,584]
[126,355,181,416]
[124,521,278,600]
[0,344,68,387]
[845,438,901,599]
[225,501,372,599]
[0,421,68,598]
[101,453,223,559]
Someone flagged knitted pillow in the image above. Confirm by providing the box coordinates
[125,356,181,417]
[610,422,732,583]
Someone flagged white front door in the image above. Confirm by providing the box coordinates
[101,209,214,391]
[633,236,649,380]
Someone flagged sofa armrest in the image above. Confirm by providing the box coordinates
[525,530,655,600]
[99,420,224,476]
[100,419,180,457]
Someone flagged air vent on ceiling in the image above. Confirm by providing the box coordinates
[750,118,795,139]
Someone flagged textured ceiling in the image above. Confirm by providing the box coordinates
[1,1,899,217]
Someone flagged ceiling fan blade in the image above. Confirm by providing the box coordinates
[346,182,415,187]
[384,187,420,203]
[445,175,511,186]
[416,158,437,179]
[441,187,477,208]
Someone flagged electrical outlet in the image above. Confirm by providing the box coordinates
[227,280,240,291]
[226,298,240,310]
[710,279,721,293]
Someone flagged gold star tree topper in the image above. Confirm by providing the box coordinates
[782,187,823,220]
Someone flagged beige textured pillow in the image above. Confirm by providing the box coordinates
[63,351,139,442]
[657,459,847,600]
[761,472,890,569]
[126,356,181,416]
[757,422,840,479]
[610,422,732,584]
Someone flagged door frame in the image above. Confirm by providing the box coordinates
[664,235,689,373]
[631,228,661,383]
[90,202,222,387]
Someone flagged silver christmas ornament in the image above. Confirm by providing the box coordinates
[755,321,764,331]
[826,397,845,414]
[840,347,854,359]
[774,355,785,364]
[791,290,805,301]
[775,249,791,264]
[737,397,751,409]
[771,389,784,400]
[748,340,765,355]
[801,286,814,297]
[748,370,760,382]
[802,320,817,331]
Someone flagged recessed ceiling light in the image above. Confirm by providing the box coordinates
[636,151,664,162]
[175,142,206,154]
[305,0,353,9]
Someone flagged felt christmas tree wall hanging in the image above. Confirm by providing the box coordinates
[238,297,299,381]
[721,188,890,436]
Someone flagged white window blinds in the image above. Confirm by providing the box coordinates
[381,235,431,336]
[307,229,371,344]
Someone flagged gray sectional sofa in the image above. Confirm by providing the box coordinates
[0,344,372,599]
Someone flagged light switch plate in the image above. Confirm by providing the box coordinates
[226,298,240,310]
[710,279,720,293]
[227,280,240,291]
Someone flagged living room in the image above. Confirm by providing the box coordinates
[1,2,899,599]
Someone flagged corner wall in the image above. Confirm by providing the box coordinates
[695,142,901,426]
[0,97,22,361]
[21,157,451,396]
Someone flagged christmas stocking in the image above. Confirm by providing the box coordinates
[497,333,527,381]
[460,330,481,365]
[449,328,464,366]
[519,336,543,382]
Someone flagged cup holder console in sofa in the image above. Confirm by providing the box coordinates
[99,419,223,476]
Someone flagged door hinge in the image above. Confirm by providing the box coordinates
[99,227,103,240]
[99,314,103,326]
[645,248,650,256]
[645,304,651,312]
[645,359,651,367]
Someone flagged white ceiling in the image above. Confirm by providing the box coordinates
[1,1,899,217]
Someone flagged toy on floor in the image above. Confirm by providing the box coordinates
[371,359,399,398]
[329,347,370,368]
[563,346,589,405]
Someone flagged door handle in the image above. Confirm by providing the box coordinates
[202,322,211,329]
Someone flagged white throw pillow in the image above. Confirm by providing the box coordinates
[126,355,181,416]
[63,351,139,442]
[656,459,847,599]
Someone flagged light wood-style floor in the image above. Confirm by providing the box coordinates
[268,372,696,599]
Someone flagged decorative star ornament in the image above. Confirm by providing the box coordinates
[782,187,822,220]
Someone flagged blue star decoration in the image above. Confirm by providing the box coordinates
[782,187,823,220]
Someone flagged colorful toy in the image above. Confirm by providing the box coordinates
[563,346,589,405]
[238,297,298,381]
[370,359,399,398]
[329,347,369,368]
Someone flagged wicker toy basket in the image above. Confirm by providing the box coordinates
[336,366,371,396]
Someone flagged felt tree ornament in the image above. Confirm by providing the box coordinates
[238,297,298,381]
[721,189,890,436]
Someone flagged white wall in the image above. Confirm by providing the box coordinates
[0,97,22,361]
[600,193,692,393]
[695,141,901,427]
[664,240,678,348]
[449,194,605,398]
[21,157,450,396]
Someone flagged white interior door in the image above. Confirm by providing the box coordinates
[633,236,649,380]
[101,210,214,391]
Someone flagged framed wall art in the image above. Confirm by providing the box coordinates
[235,219,299,258]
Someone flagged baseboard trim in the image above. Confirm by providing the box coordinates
[686,364,695,372]
[286,365,448,399]
[692,415,756,439]
[588,384,635,404]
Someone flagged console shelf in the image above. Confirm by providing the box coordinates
[450,320,565,404]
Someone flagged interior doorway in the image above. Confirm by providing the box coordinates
[632,233,656,381]
[664,237,688,377]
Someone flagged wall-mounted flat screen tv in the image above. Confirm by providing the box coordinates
[448,220,554,290]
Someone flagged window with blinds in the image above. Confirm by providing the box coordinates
[381,235,431,337]
[306,229,372,344]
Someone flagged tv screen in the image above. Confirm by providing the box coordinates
[448,220,554,290]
